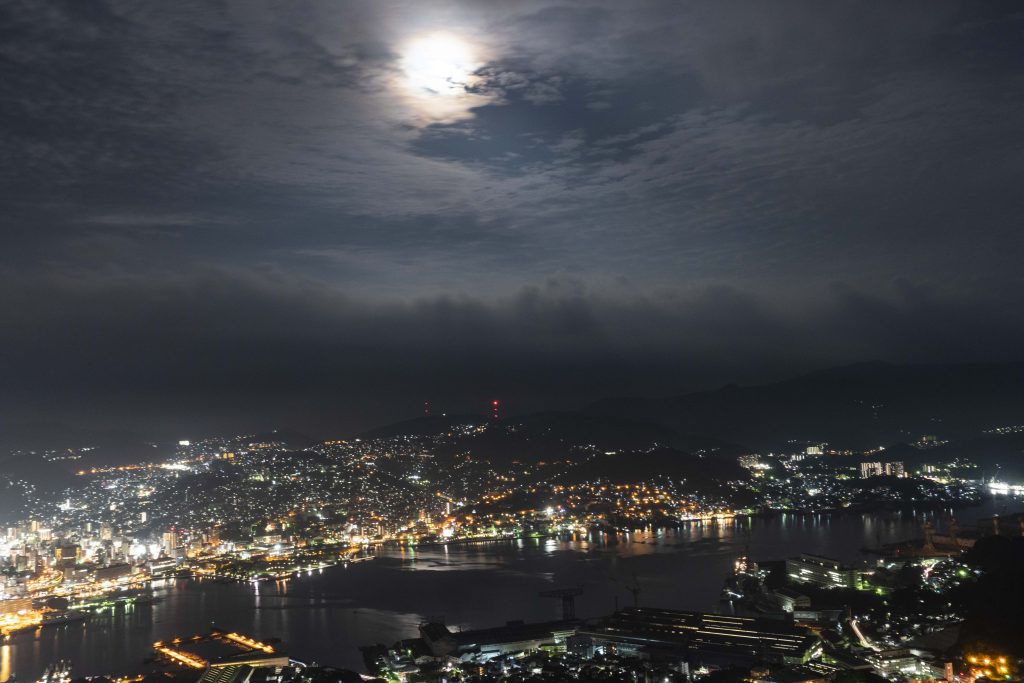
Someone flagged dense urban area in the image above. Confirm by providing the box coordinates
[2,411,1024,683]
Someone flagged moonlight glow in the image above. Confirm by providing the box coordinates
[401,33,480,96]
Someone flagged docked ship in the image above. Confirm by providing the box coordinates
[37,660,72,683]
[40,611,88,627]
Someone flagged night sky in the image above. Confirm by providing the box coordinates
[2,1,1023,437]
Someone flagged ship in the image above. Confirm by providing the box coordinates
[133,592,162,605]
[41,611,88,627]
[37,660,71,683]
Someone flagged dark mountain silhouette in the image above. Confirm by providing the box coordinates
[360,411,747,467]
[0,420,144,452]
[360,414,487,439]
[248,429,316,449]
[554,446,748,487]
[875,431,1024,480]
[584,361,1024,450]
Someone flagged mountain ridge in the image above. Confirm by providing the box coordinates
[585,360,1024,450]
[357,361,1024,454]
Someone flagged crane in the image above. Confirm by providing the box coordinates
[624,572,641,609]
[539,587,583,620]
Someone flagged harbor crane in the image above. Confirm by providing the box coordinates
[539,587,583,620]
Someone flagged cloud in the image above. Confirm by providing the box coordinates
[0,266,1021,435]
[1,0,1023,434]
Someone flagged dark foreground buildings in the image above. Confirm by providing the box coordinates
[365,607,820,679]
[579,607,819,668]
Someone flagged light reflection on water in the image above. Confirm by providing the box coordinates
[6,500,1023,680]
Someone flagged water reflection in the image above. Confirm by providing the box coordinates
[6,501,1022,680]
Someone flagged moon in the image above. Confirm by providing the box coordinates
[400,33,480,96]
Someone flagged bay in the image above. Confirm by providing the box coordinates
[5,499,1023,680]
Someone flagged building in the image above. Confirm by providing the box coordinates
[786,554,861,589]
[580,607,819,666]
[865,648,942,679]
[792,609,843,626]
[821,650,873,672]
[162,531,179,558]
[54,544,80,568]
[94,563,131,582]
[859,461,904,479]
[155,628,289,677]
[372,610,818,677]
[772,587,811,613]
[766,665,829,683]
[860,462,881,478]
[0,597,32,616]
[566,633,595,658]
[202,666,366,683]
[197,652,292,683]
[419,620,578,661]
[149,557,179,577]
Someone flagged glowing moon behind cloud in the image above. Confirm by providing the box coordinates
[400,32,480,96]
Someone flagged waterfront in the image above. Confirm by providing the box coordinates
[4,501,1022,680]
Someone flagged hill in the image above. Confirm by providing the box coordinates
[585,361,1024,450]
[877,432,1024,481]
[360,411,747,467]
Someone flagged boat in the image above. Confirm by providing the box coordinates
[41,611,89,627]
[133,593,162,605]
[38,660,72,683]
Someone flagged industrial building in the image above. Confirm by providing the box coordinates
[154,628,290,678]
[374,608,819,676]
[418,619,578,660]
[771,587,811,613]
[579,607,820,666]
[785,554,861,588]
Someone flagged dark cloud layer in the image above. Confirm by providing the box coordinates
[1,0,1023,436]
[1,268,1021,437]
